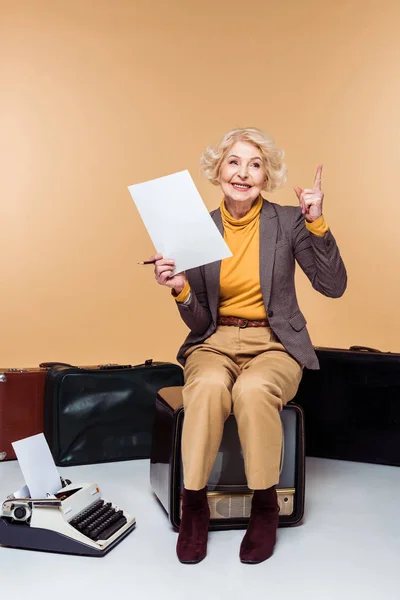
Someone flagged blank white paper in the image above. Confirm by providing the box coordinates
[128,170,232,274]
[12,433,62,499]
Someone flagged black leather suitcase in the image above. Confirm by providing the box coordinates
[44,360,184,466]
[150,387,305,531]
[294,346,400,466]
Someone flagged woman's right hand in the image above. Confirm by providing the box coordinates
[150,253,187,295]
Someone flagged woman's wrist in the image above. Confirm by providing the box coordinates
[305,212,323,223]
[172,284,185,296]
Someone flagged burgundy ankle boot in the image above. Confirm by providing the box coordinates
[176,487,210,564]
[240,486,279,564]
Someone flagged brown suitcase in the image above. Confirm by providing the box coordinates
[0,367,48,460]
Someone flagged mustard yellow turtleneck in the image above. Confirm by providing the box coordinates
[173,199,328,314]
[218,195,266,319]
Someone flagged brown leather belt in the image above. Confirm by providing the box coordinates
[217,316,269,328]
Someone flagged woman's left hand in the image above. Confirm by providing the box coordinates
[294,164,324,223]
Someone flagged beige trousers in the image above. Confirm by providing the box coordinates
[182,325,303,491]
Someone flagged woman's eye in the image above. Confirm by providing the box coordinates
[251,162,261,168]
[229,160,239,165]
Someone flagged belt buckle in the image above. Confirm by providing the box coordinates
[238,318,248,328]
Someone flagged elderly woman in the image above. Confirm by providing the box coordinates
[150,127,347,564]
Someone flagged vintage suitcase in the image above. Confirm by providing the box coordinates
[0,367,48,461]
[294,346,400,466]
[150,387,305,531]
[44,360,184,467]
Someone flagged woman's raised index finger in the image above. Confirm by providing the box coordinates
[314,164,323,189]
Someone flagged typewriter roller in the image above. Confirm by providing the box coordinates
[0,481,136,557]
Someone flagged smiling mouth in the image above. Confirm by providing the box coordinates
[231,183,252,190]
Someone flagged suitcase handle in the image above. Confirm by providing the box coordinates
[98,364,133,370]
[39,362,75,368]
[98,360,154,369]
[39,359,153,370]
[348,346,382,353]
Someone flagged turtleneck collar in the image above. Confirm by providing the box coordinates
[220,195,263,229]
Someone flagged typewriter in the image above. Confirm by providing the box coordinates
[0,480,136,557]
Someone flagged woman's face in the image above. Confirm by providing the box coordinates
[218,140,266,205]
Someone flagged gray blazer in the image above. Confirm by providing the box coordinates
[176,199,347,370]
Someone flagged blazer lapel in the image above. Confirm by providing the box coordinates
[204,209,223,323]
[259,200,278,310]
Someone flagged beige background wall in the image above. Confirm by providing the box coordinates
[1,0,399,367]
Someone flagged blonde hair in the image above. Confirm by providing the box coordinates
[200,127,287,193]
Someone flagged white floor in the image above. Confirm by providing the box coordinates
[1,456,399,600]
